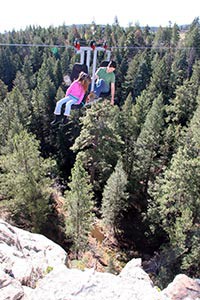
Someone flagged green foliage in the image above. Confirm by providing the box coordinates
[0,130,56,232]
[0,21,200,284]
[102,159,129,233]
[72,102,123,194]
[0,79,8,101]
[148,143,200,283]
[64,158,94,258]
[134,93,165,184]
[45,266,54,274]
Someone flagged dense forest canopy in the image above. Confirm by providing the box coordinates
[0,18,199,288]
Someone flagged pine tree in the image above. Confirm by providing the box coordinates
[134,93,165,189]
[148,142,200,282]
[148,97,200,281]
[184,17,200,59]
[101,159,129,234]
[22,55,37,90]
[64,158,94,258]
[147,52,173,103]
[0,79,8,101]
[0,130,56,232]
[171,23,180,47]
[0,86,31,149]
[115,94,138,178]
[167,60,200,128]
[71,102,123,194]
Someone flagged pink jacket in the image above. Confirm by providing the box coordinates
[65,81,85,104]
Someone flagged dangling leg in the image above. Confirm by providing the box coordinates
[50,114,62,126]
[94,79,109,97]
[51,96,69,126]
[60,98,77,126]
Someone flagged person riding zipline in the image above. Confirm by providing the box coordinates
[88,60,116,105]
[51,71,91,126]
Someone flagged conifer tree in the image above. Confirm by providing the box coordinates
[0,79,8,101]
[148,96,200,282]
[184,17,200,59]
[101,159,129,234]
[115,94,138,178]
[13,71,32,103]
[134,93,165,189]
[122,51,151,101]
[64,158,94,258]
[171,23,180,47]
[171,49,188,88]
[22,55,37,90]
[167,59,200,129]
[0,86,31,149]
[0,130,56,232]
[0,47,17,88]
[148,142,200,283]
[152,25,172,48]
[71,102,123,195]
[147,52,173,102]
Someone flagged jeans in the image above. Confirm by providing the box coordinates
[54,95,78,116]
[94,79,110,97]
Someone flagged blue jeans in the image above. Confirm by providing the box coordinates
[54,95,78,116]
[94,79,110,97]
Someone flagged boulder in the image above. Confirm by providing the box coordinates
[162,274,200,300]
[0,219,68,288]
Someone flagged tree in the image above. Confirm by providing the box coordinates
[167,60,200,128]
[22,55,37,90]
[0,47,17,88]
[71,102,123,196]
[122,51,151,101]
[148,144,200,283]
[64,158,94,258]
[0,130,56,232]
[171,23,180,47]
[184,17,200,59]
[115,93,139,178]
[148,123,200,284]
[0,79,8,101]
[133,93,165,192]
[101,159,129,234]
[170,40,189,88]
[147,52,173,103]
[0,86,32,149]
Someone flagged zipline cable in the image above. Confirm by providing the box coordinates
[0,43,196,50]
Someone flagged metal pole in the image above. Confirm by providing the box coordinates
[86,49,91,72]
[80,50,84,64]
[106,50,111,61]
[91,48,97,91]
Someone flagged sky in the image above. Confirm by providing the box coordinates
[0,0,199,33]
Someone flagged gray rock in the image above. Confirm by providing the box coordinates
[162,274,200,300]
[30,262,164,300]
[0,219,67,289]
[0,270,25,300]
[1,219,199,300]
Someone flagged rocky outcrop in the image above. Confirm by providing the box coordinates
[162,274,200,300]
[0,218,68,299]
[29,259,164,300]
[0,219,199,300]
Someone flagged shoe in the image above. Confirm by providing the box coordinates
[60,116,68,126]
[86,92,97,103]
[50,115,62,126]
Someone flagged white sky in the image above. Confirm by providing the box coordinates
[0,0,199,33]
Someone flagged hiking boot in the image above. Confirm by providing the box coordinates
[50,115,62,126]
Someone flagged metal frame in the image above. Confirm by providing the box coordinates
[76,46,111,91]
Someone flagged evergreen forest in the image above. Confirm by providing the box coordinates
[0,17,200,288]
